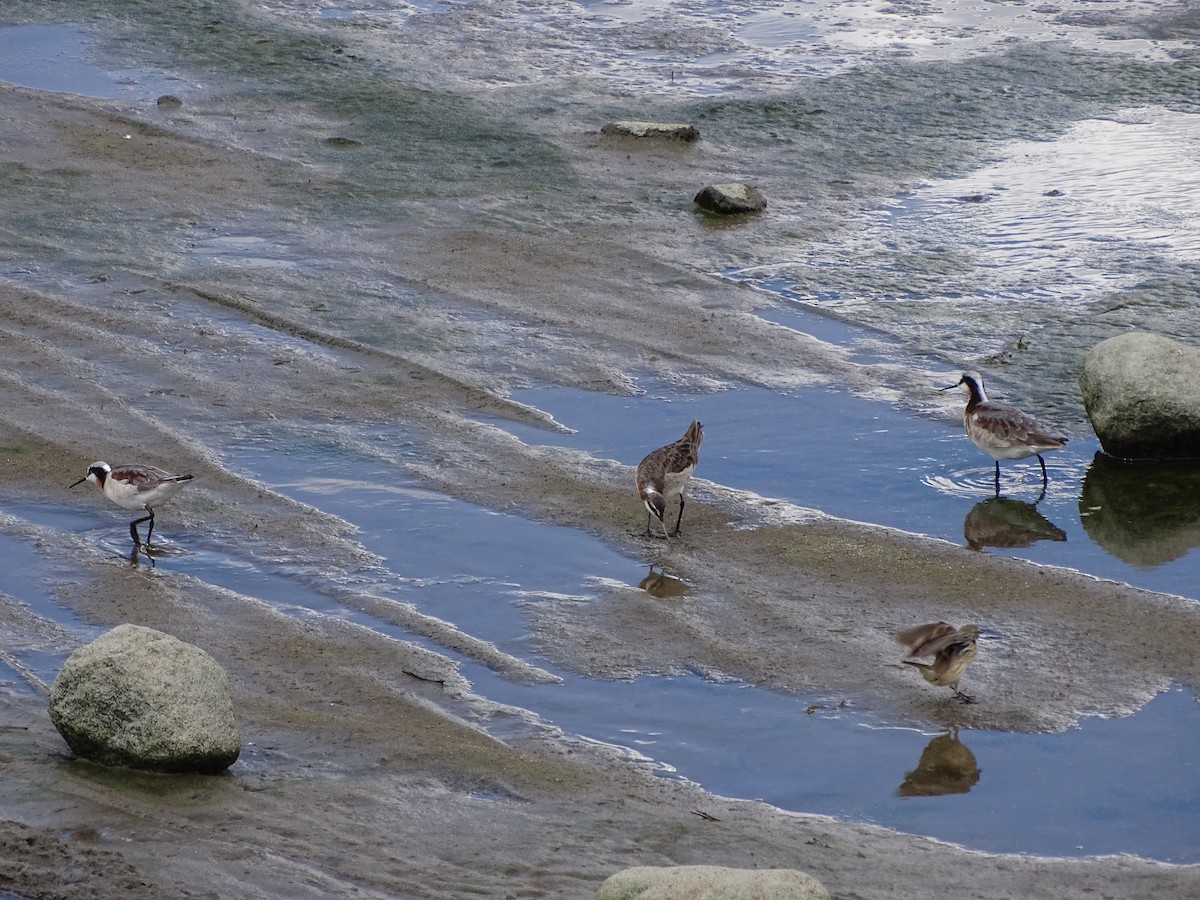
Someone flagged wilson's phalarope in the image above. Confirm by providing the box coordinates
[636,420,703,538]
[70,461,195,547]
[896,621,981,704]
[945,371,1067,489]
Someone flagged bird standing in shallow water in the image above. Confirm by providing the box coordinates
[70,461,194,547]
[636,420,703,538]
[945,371,1067,491]
[896,621,981,703]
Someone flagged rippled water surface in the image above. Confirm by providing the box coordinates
[725,103,1200,428]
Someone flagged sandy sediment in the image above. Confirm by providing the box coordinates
[0,75,1198,900]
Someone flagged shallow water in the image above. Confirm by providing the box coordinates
[0,23,188,99]
[6,407,1199,862]
[0,528,104,691]
[725,103,1200,426]
[503,373,1200,601]
[489,676,1200,862]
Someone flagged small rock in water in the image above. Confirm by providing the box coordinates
[694,182,767,215]
[600,120,700,142]
[48,624,241,774]
[156,95,183,109]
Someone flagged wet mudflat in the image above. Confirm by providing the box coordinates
[4,379,1199,874]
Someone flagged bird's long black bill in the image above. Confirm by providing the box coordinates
[68,476,87,489]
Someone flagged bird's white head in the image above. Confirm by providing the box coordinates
[642,490,666,523]
[70,461,112,490]
[959,371,987,403]
[941,371,986,403]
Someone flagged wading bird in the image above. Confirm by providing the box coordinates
[944,371,1067,491]
[70,461,194,547]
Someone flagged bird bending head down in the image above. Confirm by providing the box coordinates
[636,420,703,539]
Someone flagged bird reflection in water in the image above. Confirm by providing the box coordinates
[963,494,1066,551]
[897,730,981,797]
[637,565,690,598]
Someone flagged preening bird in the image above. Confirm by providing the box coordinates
[896,621,981,703]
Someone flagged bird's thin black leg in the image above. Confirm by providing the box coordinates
[129,512,152,546]
[1037,454,1048,486]
[954,690,975,704]
[672,495,685,537]
[993,461,1001,496]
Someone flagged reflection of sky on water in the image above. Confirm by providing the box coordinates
[888,108,1200,281]
[4,410,1199,862]
[731,107,1200,304]
[0,24,188,99]
[506,381,1200,601]
[728,107,1200,413]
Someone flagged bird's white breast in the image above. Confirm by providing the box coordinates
[661,464,695,498]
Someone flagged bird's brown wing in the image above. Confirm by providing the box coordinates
[896,621,956,657]
[974,403,1067,448]
[924,626,980,660]
[641,421,702,479]
[110,464,177,492]
[660,438,699,476]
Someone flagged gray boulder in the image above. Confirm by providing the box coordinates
[694,183,767,215]
[601,121,700,142]
[596,865,830,900]
[49,624,240,774]
[1079,332,1200,459]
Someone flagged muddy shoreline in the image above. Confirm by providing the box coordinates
[1,24,1199,900]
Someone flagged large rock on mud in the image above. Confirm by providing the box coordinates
[49,624,240,774]
[1079,332,1200,460]
[694,183,767,215]
[595,865,830,899]
[601,121,699,142]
